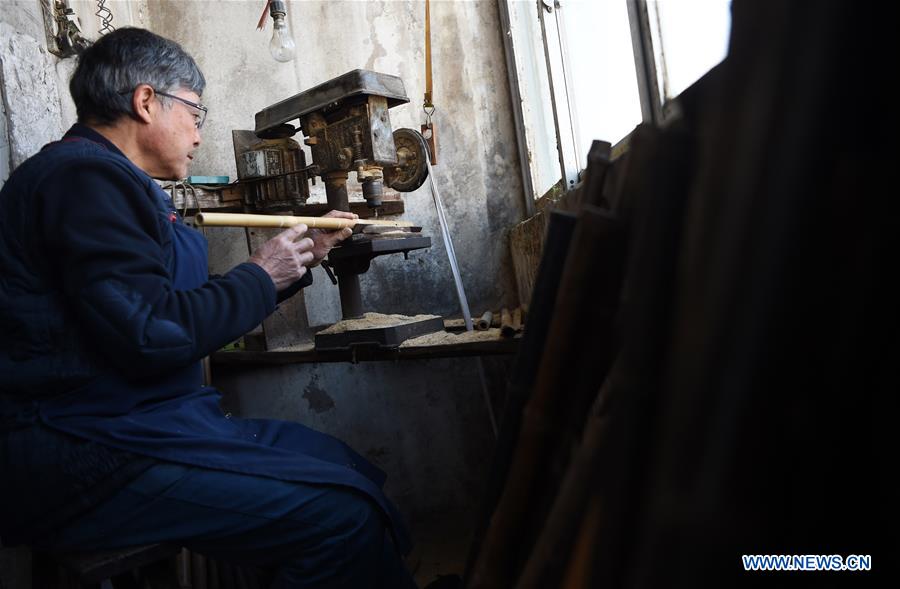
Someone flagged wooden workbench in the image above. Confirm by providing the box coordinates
[211,327,519,365]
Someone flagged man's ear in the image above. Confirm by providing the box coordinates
[131,84,155,125]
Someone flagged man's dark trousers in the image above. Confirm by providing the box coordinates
[40,461,418,588]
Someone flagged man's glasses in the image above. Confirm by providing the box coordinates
[154,91,207,129]
[119,87,208,129]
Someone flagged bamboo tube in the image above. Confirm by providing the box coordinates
[512,306,523,332]
[500,307,514,337]
[477,311,493,331]
[194,211,414,229]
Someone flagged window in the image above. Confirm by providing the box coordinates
[501,0,732,208]
[647,0,732,103]
[561,0,643,165]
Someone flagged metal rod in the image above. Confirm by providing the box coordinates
[324,172,365,320]
[626,0,664,125]
[498,0,537,216]
[538,0,580,190]
[424,157,492,444]
[337,271,364,319]
[324,172,350,210]
[425,155,472,332]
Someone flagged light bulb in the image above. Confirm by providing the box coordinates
[269,15,296,62]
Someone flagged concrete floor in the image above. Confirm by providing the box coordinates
[407,509,474,587]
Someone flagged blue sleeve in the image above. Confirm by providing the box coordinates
[39,158,276,376]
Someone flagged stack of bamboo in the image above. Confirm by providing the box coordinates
[463,3,888,586]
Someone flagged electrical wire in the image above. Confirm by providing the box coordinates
[96,0,115,35]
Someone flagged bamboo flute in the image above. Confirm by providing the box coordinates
[194,212,415,230]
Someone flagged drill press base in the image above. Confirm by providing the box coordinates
[315,313,445,351]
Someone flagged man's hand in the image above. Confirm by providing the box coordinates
[248,224,315,291]
[306,210,357,266]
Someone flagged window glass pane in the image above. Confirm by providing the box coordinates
[561,0,643,159]
[648,0,732,101]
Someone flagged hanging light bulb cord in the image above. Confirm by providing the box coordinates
[95,0,115,34]
[269,0,287,20]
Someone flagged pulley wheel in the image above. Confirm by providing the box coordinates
[387,128,429,192]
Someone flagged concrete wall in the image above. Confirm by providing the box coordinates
[0,0,148,186]
[1,1,64,187]
[0,76,8,188]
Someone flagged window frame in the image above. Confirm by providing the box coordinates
[501,0,723,211]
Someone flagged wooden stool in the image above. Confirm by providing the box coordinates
[38,544,181,588]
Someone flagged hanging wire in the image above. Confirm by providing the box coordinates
[168,182,179,210]
[167,181,204,230]
[181,183,192,218]
[96,0,115,35]
[181,183,201,222]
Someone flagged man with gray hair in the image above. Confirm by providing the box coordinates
[0,27,418,588]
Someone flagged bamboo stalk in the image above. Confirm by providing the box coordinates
[194,212,414,229]
[500,308,514,337]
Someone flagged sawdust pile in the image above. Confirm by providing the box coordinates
[400,327,503,347]
[316,312,442,334]
[272,342,315,353]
